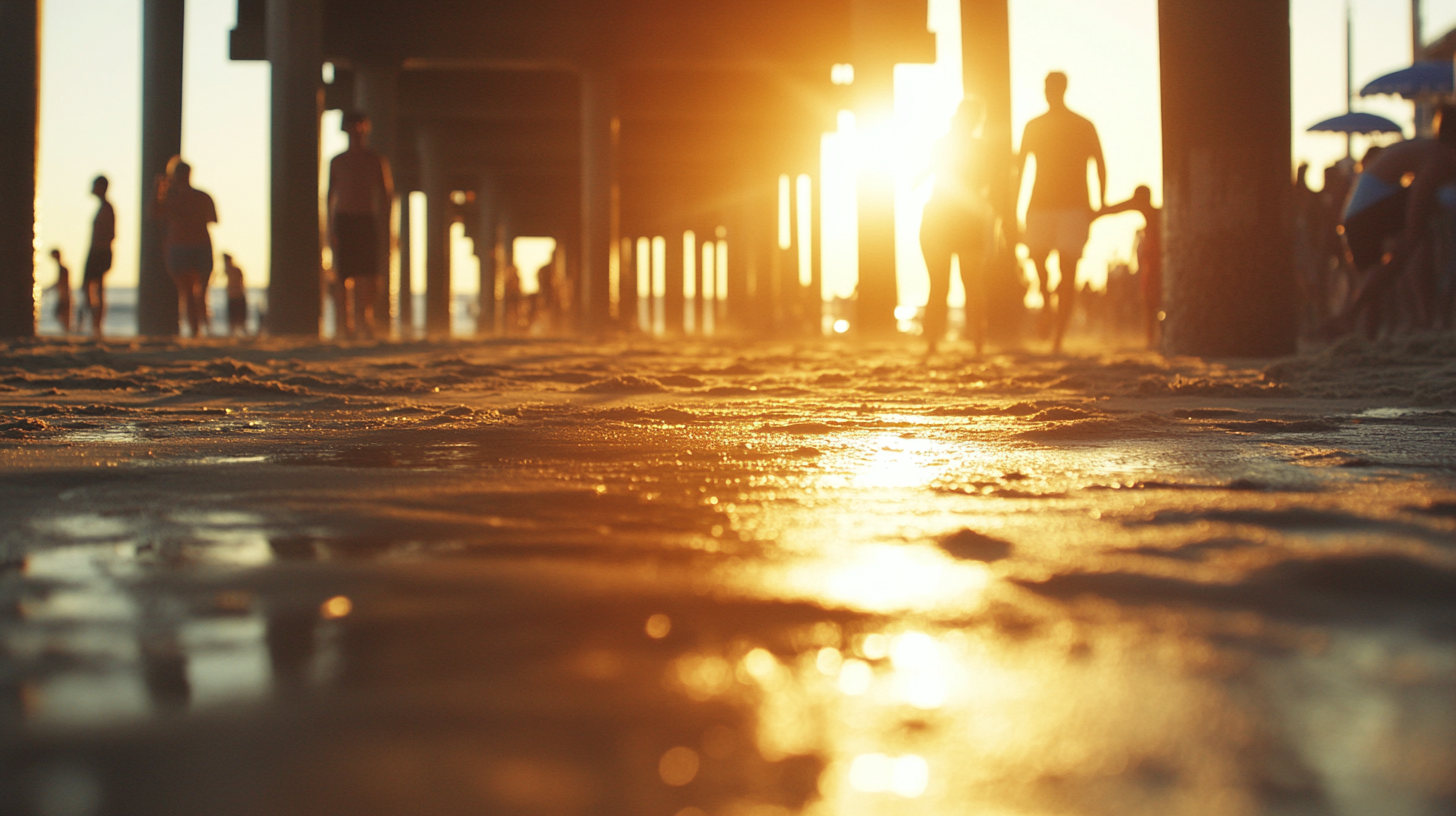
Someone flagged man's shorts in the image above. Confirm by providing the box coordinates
[167,244,214,279]
[333,214,378,281]
[82,248,112,284]
[1024,208,1092,259]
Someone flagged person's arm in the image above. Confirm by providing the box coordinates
[1014,124,1034,242]
[1090,125,1107,210]
[1095,196,1136,220]
[1015,126,1031,202]
[1398,154,1453,251]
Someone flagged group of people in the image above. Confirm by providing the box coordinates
[46,109,394,340]
[45,175,114,336]
[47,166,248,339]
[1321,104,1456,337]
[919,71,1162,355]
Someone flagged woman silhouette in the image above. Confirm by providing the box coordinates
[920,98,993,353]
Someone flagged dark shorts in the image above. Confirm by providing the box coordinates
[83,248,112,284]
[228,296,247,326]
[1342,186,1408,270]
[167,244,214,279]
[333,214,378,280]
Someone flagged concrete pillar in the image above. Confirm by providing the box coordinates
[355,61,399,329]
[475,189,497,336]
[808,173,823,335]
[724,200,749,332]
[266,0,323,336]
[619,236,638,331]
[418,129,452,336]
[137,0,186,336]
[853,63,898,336]
[397,188,413,337]
[777,179,800,335]
[1159,0,1295,356]
[961,0,1022,343]
[580,67,619,332]
[0,0,38,337]
[664,228,685,334]
[961,0,1013,217]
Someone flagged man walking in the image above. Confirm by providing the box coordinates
[1017,71,1106,353]
[327,112,393,339]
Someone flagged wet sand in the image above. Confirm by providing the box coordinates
[1,334,1453,816]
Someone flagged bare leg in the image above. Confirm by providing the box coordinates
[1031,252,1053,336]
[920,232,952,353]
[1052,254,1081,354]
[88,281,105,337]
[332,278,352,339]
[355,274,378,338]
[174,272,203,337]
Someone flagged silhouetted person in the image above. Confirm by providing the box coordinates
[1016,71,1106,353]
[83,175,115,337]
[503,263,523,333]
[1094,185,1161,348]
[1331,114,1456,336]
[222,253,248,336]
[47,249,72,334]
[920,98,993,353]
[328,112,394,339]
[153,158,218,338]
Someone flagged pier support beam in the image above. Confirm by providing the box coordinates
[1159,0,1295,356]
[138,0,186,336]
[418,129,452,337]
[0,0,39,337]
[397,189,414,337]
[266,0,324,336]
[580,68,619,332]
[852,74,897,337]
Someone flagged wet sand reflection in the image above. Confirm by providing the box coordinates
[1,346,1454,814]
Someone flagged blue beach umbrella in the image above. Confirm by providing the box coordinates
[1306,111,1404,135]
[1360,61,1455,99]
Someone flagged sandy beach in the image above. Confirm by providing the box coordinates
[0,334,1453,816]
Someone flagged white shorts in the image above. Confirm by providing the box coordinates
[1024,209,1092,259]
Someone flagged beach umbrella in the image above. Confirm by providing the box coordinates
[1306,111,1404,135]
[1360,61,1455,98]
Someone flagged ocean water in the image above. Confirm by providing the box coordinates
[34,288,464,339]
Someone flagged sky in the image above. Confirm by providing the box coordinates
[34,0,1456,309]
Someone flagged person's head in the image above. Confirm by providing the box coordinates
[49,248,61,261]
[91,175,109,197]
[1437,104,1456,144]
[343,111,371,143]
[1132,185,1152,206]
[222,253,233,265]
[1044,71,1068,107]
[166,156,192,186]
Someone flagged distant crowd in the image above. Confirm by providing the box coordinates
[49,76,1456,348]
[1296,104,1456,339]
[45,165,249,341]
[921,74,1456,353]
[919,71,1160,355]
